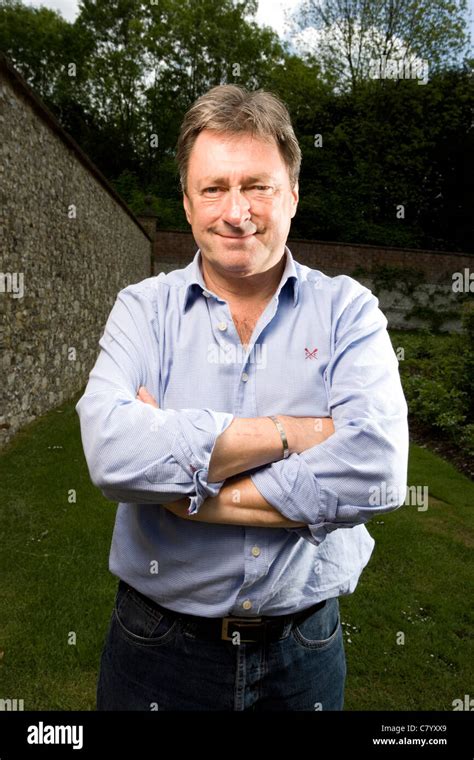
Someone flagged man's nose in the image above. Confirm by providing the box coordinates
[221,188,251,227]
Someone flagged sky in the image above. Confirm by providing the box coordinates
[19,0,474,49]
[20,0,299,29]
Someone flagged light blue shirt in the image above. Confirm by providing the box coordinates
[76,246,409,617]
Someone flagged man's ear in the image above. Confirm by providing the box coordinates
[290,181,299,219]
[183,191,192,225]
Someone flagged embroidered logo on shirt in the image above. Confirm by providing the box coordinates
[305,347,318,359]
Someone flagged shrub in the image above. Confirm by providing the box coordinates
[402,376,467,437]
[389,329,473,459]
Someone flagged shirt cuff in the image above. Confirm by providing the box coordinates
[286,525,328,546]
[172,408,234,515]
[187,468,226,515]
[250,455,339,543]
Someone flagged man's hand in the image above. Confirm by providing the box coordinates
[137,386,159,408]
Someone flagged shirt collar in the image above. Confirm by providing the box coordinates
[181,245,300,314]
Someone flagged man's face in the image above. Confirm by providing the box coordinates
[183,130,299,279]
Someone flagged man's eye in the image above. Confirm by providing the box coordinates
[249,185,273,195]
[201,185,274,197]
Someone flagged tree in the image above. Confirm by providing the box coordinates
[288,0,470,92]
[0,0,100,158]
[1,0,471,248]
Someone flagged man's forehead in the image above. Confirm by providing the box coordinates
[187,130,289,185]
[190,130,282,163]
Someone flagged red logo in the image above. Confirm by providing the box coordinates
[305,347,318,359]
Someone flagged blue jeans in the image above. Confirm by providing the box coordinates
[97,580,346,711]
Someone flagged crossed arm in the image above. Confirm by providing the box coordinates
[77,285,408,542]
[135,386,334,528]
[161,475,307,528]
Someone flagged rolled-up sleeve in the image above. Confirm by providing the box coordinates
[75,281,234,513]
[250,288,409,546]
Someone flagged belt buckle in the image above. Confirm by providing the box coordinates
[221,616,263,643]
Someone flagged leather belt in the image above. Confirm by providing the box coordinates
[123,582,326,643]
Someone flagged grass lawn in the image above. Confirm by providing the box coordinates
[1,393,473,710]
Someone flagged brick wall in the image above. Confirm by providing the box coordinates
[286,238,473,282]
[152,229,473,283]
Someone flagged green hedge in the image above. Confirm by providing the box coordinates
[390,303,474,459]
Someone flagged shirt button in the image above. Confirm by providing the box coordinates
[242,600,253,610]
[217,321,227,331]
[251,546,261,557]
[203,291,211,298]
[241,372,249,382]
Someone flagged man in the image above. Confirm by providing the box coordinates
[76,85,408,711]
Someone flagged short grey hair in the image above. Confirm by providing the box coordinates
[176,84,301,194]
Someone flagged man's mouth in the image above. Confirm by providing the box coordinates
[215,232,257,239]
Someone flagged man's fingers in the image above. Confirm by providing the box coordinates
[136,386,159,408]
